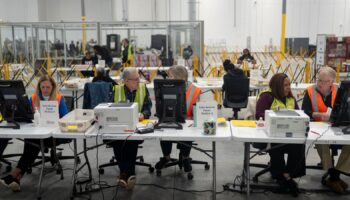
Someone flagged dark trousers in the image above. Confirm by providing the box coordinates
[269,143,306,179]
[17,137,70,174]
[160,141,192,157]
[0,138,10,157]
[111,140,142,176]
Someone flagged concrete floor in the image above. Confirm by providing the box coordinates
[0,83,349,200]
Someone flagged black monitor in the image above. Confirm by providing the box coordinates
[154,79,186,129]
[0,80,33,129]
[330,80,350,133]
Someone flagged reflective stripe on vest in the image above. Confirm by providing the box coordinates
[258,88,295,111]
[31,93,62,110]
[113,83,146,112]
[307,84,337,118]
[120,45,133,61]
[186,83,201,117]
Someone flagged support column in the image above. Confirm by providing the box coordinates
[280,0,287,56]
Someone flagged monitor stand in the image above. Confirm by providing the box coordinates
[154,103,183,130]
[342,126,350,135]
[154,121,183,130]
[0,121,20,129]
[0,108,20,129]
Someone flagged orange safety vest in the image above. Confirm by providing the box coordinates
[307,84,337,121]
[31,93,62,110]
[186,83,201,118]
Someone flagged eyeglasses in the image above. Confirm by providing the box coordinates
[316,79,330,84]
[127,77,140,82]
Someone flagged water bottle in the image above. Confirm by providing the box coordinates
[33,107,40,126]
[256,117,265,129]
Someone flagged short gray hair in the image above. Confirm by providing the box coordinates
[318,66,336,80]
[168,65,188,82]
[96,66,106,77]
[122,67,138,80]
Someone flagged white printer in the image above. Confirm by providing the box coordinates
[265,109,310,138]
[94,102,138,133]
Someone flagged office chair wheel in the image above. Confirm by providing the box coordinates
[109,156,116,163]
[321,173,328,185]
[205,164,210,170]
[56,168,62,174]
[98,168,105,175]
[76,157,81,164]
[139,157,144,163]
[149,167,154,173]
[156,170,162,176]
[252,176,258,183]
[187,173,193,180]
[6,165,12,172]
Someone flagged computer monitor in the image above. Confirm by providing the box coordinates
[154,79,186,129]
[0,80,33,129]
[330,80,350,133]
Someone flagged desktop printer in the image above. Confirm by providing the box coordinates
[94,102,138,133]
[265,109,310,138]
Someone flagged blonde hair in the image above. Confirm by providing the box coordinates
[318,66,336,81]
[168,65,188,82]
[34,75,58,107]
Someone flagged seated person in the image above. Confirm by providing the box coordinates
[0,75,68,192]
[0,113,10,160]
[155,65,200,173]
[302,66,350,193]
[92,66,117,86]
[222,59,246,93]
[110,68,151,189]
[0,138,10,161]
[82,51,98,65]
[237,48,256,64]
[256,73,305,197]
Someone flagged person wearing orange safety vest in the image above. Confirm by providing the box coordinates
[302,66,350,194]
[0,76,68,192]
[155,66,201,173]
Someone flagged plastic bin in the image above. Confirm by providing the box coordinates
[58,109,95,132]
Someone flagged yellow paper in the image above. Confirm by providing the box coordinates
[231,120,256,127]
[67,125,78,129]
[139,119,157,125]
[217,117,226,124]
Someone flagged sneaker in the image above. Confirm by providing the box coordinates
[0,175,20,192]
[338,178,348,190]
[155,157,170,170]
[325,178,344,194]
[117,173,128,189]
[126,175,136,190]
[182,158,192,173]
[285,179,299,197]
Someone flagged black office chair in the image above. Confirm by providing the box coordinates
[81,82,154,175]
[98,145,154,175]
[223,75,250,120]
[0,139,22,172]
[251,144,347,183]
[155,142,210,180]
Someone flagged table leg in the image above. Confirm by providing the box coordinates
[70,139,78,198]
[212,141,216,200]
[37,140,45,200]
[75,91,78,108]
[243,142,251,196]
[83,139,92,180]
